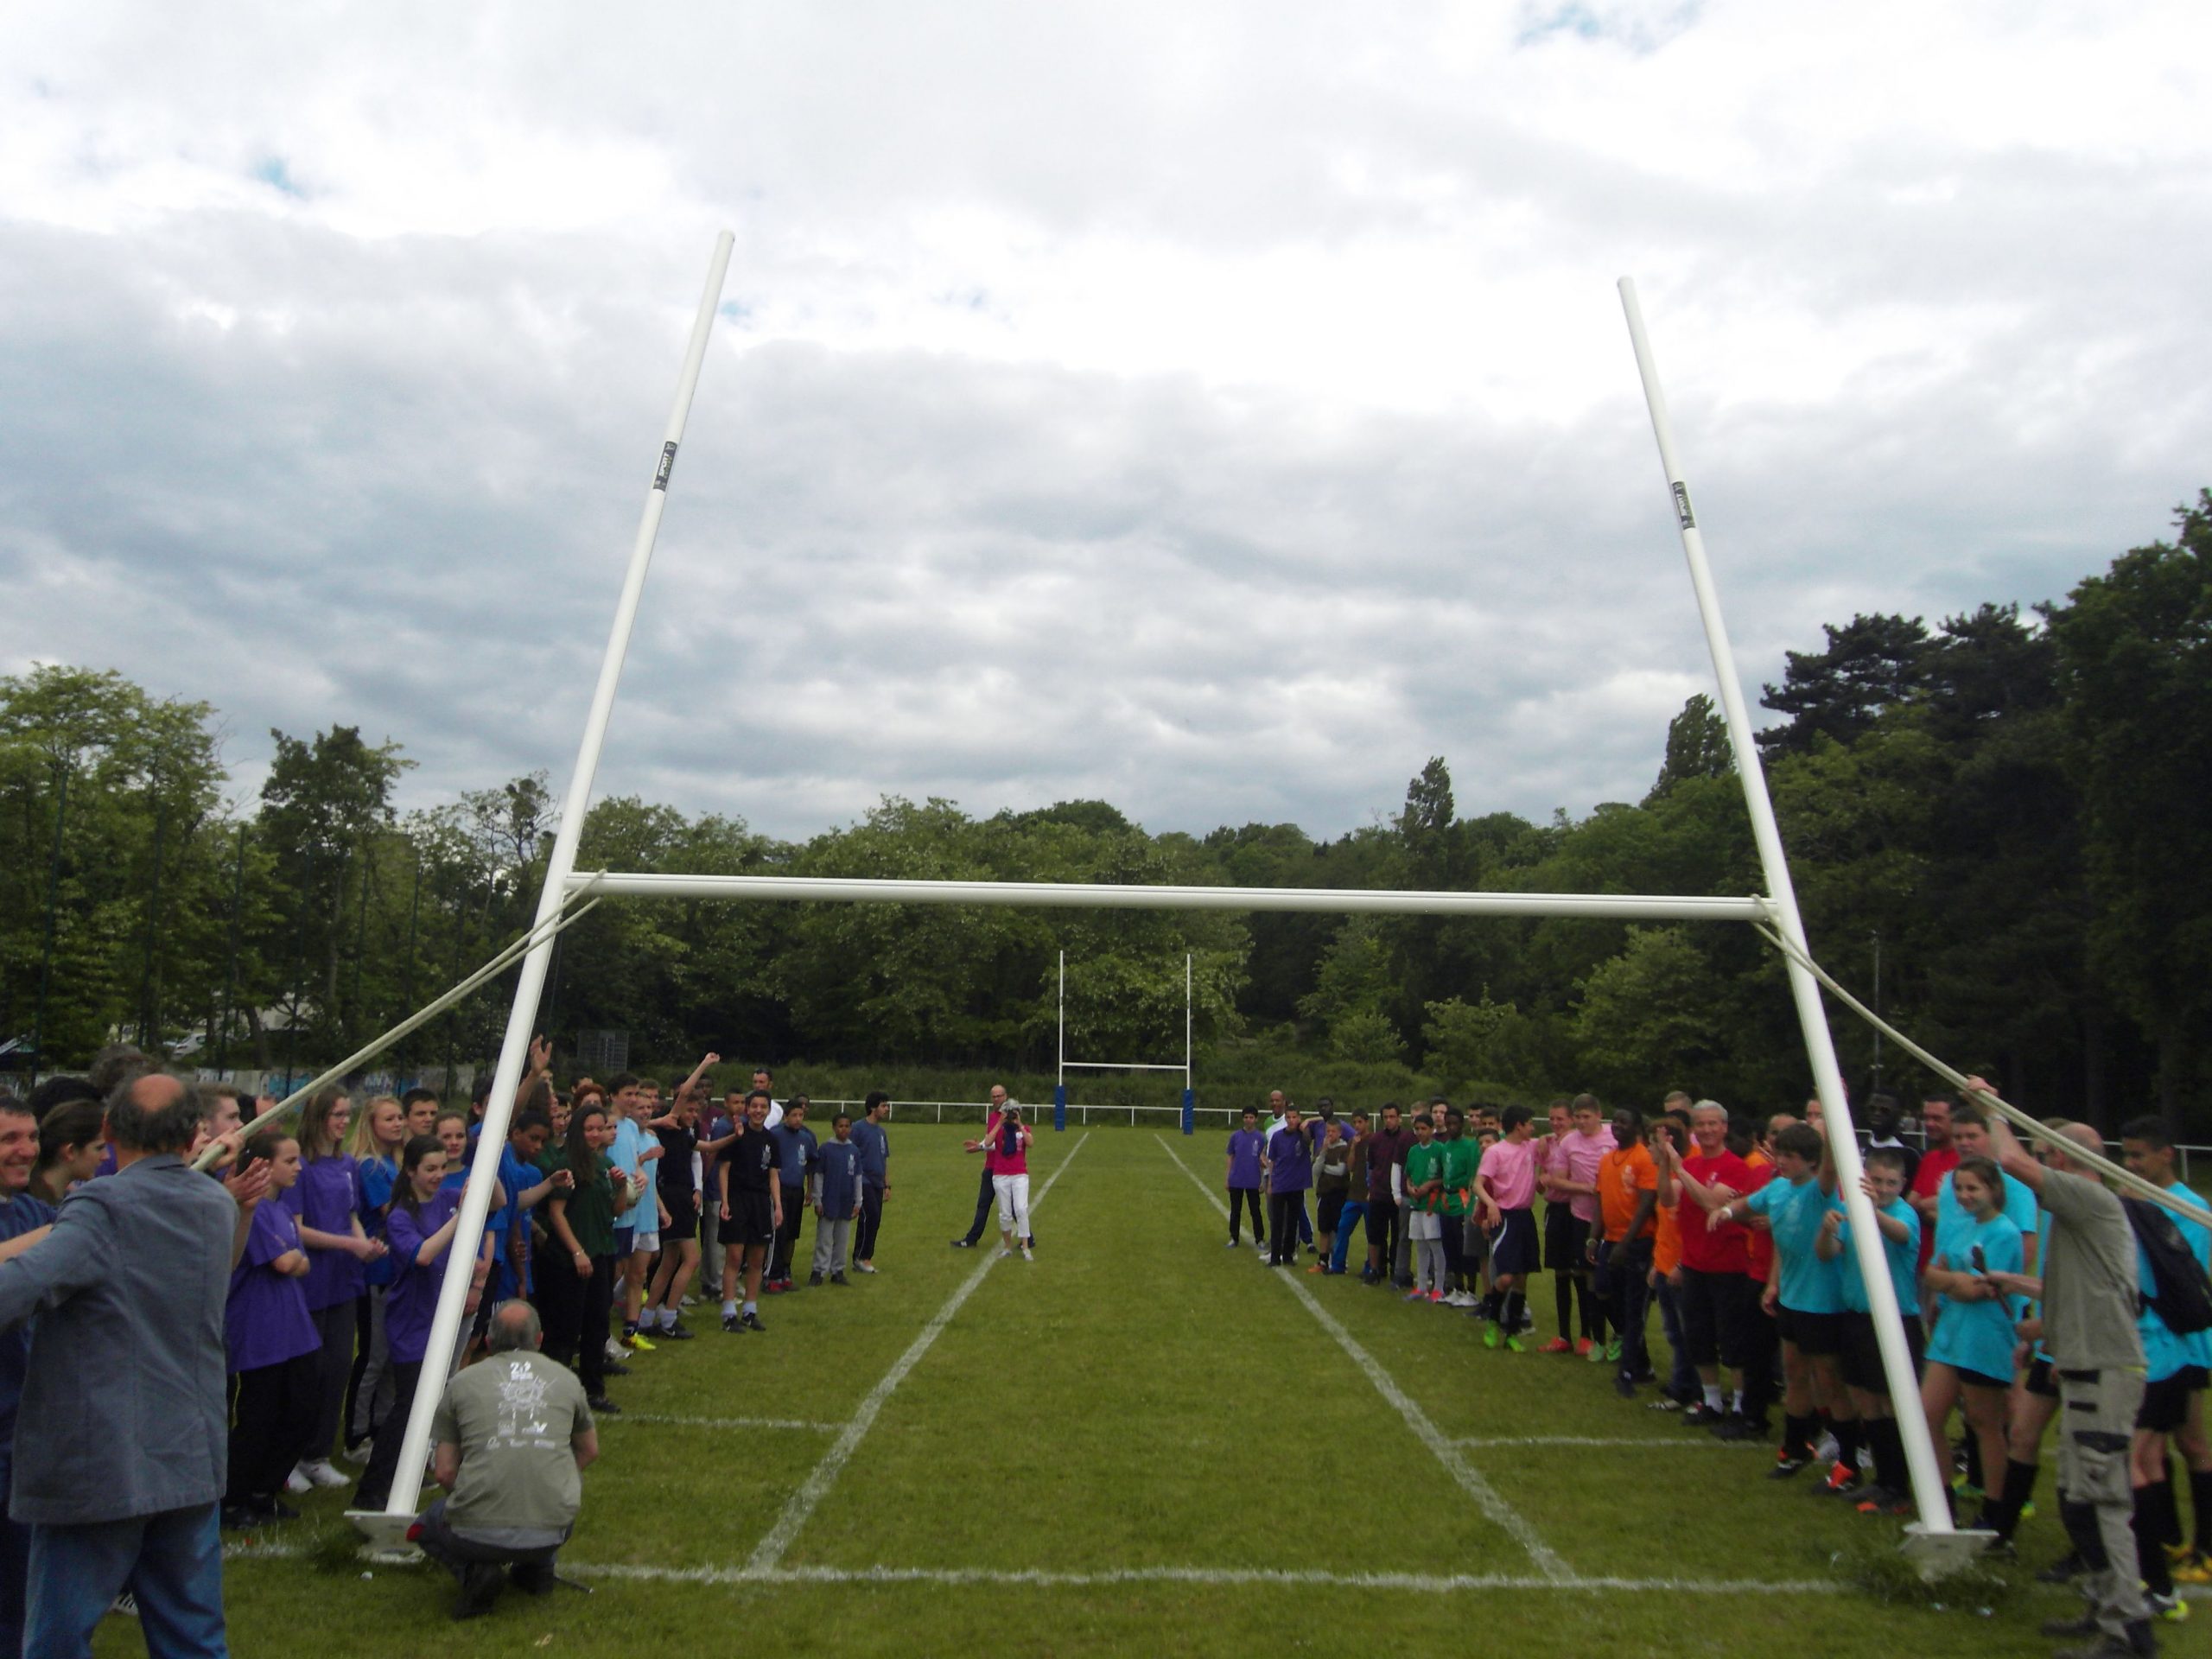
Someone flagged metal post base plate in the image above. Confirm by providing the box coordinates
[343,1508,420,1551]
[1899,1522,1998,1580]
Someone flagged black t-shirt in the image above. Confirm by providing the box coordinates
[720,1121,775,1197]
[657,1124,699,1203]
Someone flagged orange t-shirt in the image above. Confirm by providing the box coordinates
[1654,1197,1682,1275]
[1597,1143,1658,1241]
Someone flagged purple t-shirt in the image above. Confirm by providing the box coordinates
[226,1200,319,1374]
[385,1190,460,1365]
[283,1154,366,1312]
[1226,1129,1266,1190]
[1268,1128,1313,1193]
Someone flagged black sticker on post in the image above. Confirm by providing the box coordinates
[1671,480,1695,530]
[653,442,678,492]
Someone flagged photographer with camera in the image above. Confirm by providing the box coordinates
[989,1106,1033,1262]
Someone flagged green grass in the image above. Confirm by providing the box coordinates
[137,1126,2114,1656]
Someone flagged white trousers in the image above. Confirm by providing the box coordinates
[992,1173,1031,1239]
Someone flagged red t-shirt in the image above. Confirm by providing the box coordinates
[1739,1154,1775,1281]
[1678,1149,1754,1274]
[1909,1146,1960,1269]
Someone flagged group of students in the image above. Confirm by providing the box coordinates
[1227,1084,2212,1626]
[16,1051,897,1536]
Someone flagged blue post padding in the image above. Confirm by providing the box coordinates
[1182,1088,1195,1135]
[1053,1084,1067,1133]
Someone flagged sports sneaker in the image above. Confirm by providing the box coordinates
[1537,1338,1573,1355]
[2145,1588,2189,1624]
[601,1361,631,1376]
[1427,1290,1446,1304]
[1404,1289,1427,1302]
[603,1337,627,1363]
[833,1270,852,1283]
[1815,1461,1861,1497]
[338,1440,371,1467]
[1768,1452,1810,1480]
[740,1311,766,1333]
[809,1273,824,1287]
[1307,1263,1325,1274]
[627,1331,657,1352]
[111,1592,139,1618]
[1484,1324,1501,1350]
[950,1239,976,1249]
[1020,1249,1033,1262]
[1712,1413,1757,1441]
[1586,1341,1608,1363]
[1574,1338,1594,1357]
[1001,1248,1015,1259]
[721,1313,744,1333]
[2034,1551,2088,1585]
[660,1322,696,1340]
[1226,1238,1240,1249]
[1503,1334,1525,1353]
[2173,1551,2212,1586]
[855,1262,877,1274]
[1614,1376,1637,1398]
[299,1458,349,1489]
[1605,1338,1622,1363]
[679,1294,699,1306]
[285,1467,313,1495]
[1681,1402,1726,1427]
[586,1395,621,1415]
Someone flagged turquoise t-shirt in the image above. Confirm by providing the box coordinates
[1834,1196,1922,1318]
[1927,1211,2024,1380]
[1936,1168,2037,1263]
[2139,1185,2212,1375]
[1744,1174,1846,1314]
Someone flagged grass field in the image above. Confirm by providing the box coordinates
[130,1126,2184,1656]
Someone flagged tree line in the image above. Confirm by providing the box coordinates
[3,492,2207,1134]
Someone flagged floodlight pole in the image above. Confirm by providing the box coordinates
[358,231,735,1536]
[1618,278,1959,1548]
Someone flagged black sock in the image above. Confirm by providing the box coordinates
[1982,1458,2039,1541]
[1781,1414,1810,1459]
[1867,1417,1906,1493]
[1834,1416,1862,1471]
[1962,1433,1984,1491]
[1554,1275,1573,1339]
[2136,1484,2174,1595]
[2191,1466,2212,1555]
[1503,1290,1526,1332]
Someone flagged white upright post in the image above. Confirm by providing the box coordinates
[1617,277,1956,1544]
[354,232,735,1538]
[1054,950,1067,1132]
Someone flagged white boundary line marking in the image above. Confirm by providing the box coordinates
[1153,1135,1573,1584]
[221,1541,1837,1594]
[745,1132,1092,1573]
[1456,1435,1738,1450]
[619,1414,840,1433]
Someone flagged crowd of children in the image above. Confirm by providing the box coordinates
[1226,1086,2212,1634]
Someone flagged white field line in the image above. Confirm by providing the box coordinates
[619,1414,839,1433]
[1456,1435,1738,1450]
[744,1132,1092,1573]
[221,1542,1838,1595]
[1152,1135,1572,1584]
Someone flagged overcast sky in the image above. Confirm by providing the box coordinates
[6,2,2209,846]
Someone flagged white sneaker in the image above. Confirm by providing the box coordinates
[1815,1433,1840,1465]
[1000,1249,1014,1258]
[1021,1248,1033,1262]
[299,1458,350,1490]
[337,1440,371,1467]
[680,1294,699,1306]
[604,1337,627,1363]
[111,1592,138,1618]
[285,1467,313,1495]
[1226,1239,1239,1249]
[855,1262,877,1274]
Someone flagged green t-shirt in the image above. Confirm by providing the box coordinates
[551,1153,617,1258]
[1403,1141,1446,1213]
[430,1349,594,1541]
[1438,1137,1481,1217]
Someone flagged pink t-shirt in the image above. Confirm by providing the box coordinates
[1563,1126,1618,1224]
[992,1123,1029,1177]
[1480,1135,1538,1211]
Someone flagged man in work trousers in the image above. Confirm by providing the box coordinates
[1986,1107,2156,1659]
[0,1072,262,1656]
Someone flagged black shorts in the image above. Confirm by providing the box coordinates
[661,1194,698,1243]
[1840,1310,1927,1394]
[1543,1205,1590,1271]
[2181,1364,2210,1392]
[2139,1372,2192,1433]
[1952,1364,2012,1392]
[1776,1306,1847,1357]
[718,1189,775,1247]
[1679,1268,1758,1370]
[1317,1190,1346,1234]
[1489,1209,1540,1278]
[2024,1356,2059,1399]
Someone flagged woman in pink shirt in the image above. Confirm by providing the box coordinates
[989,1106,1033,1261]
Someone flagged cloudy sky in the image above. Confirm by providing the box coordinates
[6,2,2209,847]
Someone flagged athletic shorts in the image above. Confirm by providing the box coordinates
[1366,1199,1395,1248]
[1543,1205,1589,1271]
[2024,1356,2058,1399]
[1489,1209,1540,1279]
[1840,1310,1927,1394]
[1776,1306,1847,1357]
[718,1189,775,1248]
[1679,1267,1758,1370]
[661,1195,698,1242]
[2181,1365,2210,1392]
[2139,1372,2192,1433]
[631,1229,660,1255]
[1949,1363,2011,1392]
[613,1226,633,1259]
[1317,1190,1346,1234]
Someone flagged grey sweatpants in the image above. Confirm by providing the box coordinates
[811,1217,854,1278]
[2055,1365,2148,1641]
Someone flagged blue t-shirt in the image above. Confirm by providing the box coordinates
[609,1118,653,1225]
[1744,1174,1845,1315]
[1927,1211,2024,1380]
[1936,1167,2037,1264]
[814,1140,863,1219]
[0,1190,55,1442]
[1834,1196,1922,1318]
[1226,1129,1266,1190]
[769,1122,817,1188]
[1267,1128,1313,1193]
[849,1118,890,1186]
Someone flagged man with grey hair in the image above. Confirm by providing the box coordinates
[419,1299,598,1620]
[0,1071,263,1656]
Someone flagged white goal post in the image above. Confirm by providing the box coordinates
[353,244,1972,1574]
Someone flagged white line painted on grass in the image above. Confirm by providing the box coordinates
[222,1540,1840,1594]
[745,1132,1093,1573]
[620,1414,839,1433]
[1153,1135,1573,1584]
[1455,1435,1738,1450]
